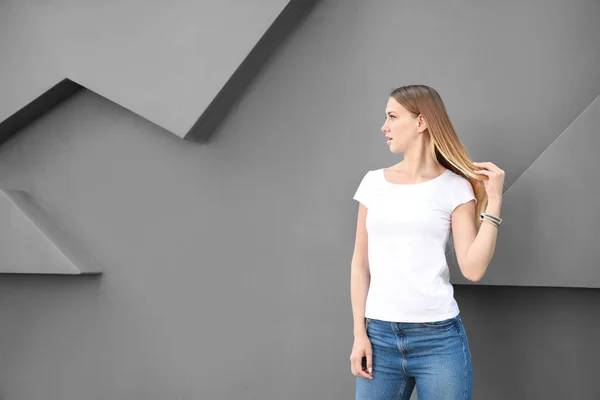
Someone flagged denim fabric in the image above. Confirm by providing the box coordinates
[356,314,473,400]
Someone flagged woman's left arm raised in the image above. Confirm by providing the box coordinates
[451,162,505,282]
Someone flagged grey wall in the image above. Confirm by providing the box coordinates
[0,0,599,399]
[0,0,291,137]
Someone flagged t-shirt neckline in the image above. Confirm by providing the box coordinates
[380,168,450,187]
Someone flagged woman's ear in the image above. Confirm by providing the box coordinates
[417,114,428,133]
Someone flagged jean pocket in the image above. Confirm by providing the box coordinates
[419,317,456,328]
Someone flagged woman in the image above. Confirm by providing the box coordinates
[350,85,504,399]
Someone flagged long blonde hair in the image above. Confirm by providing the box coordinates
[390,85,487,229]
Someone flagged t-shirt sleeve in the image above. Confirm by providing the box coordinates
[353,171,372,208]
[452,176,477,212]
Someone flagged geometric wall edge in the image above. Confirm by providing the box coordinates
[0,0,321,147]
[186,0,321,143]
[0,189,103,274]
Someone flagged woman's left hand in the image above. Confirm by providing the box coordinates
[473,161,505,202]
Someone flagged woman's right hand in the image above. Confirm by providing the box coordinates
[350,334,373,379]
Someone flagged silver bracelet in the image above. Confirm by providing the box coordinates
[481,217,500,228]
[480,212,501,228]
[480,212,502,224]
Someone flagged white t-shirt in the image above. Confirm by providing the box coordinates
[353,167,476,323]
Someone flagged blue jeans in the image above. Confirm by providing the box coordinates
[356,314,473,400]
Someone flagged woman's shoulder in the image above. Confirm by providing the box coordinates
[444,168,468,181]
[366,168,386,185]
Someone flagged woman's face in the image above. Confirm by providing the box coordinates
[381,97,424,153]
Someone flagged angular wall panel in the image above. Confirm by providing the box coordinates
[0,0,318,143]
[0,189,102,274]
[449,94,600,287]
